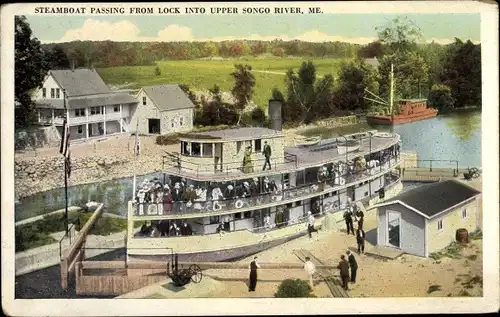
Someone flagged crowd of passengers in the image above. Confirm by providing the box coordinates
[133,146,399,215]
[137,219,194,237]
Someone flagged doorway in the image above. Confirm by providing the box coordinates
[387,211,401,248]
[148,119,161,134]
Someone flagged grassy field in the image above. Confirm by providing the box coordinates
[97,58,349,108]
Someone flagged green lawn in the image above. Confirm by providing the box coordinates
[97,58,348,108]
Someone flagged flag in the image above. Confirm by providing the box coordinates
[59,119,71,178]
[134,122,140,156]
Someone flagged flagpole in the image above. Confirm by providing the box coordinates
[63,89,69,237]
[132,120,139,199]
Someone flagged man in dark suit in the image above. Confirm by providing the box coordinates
[355,208,365,230]
[262,141,272,171]
[343,209,354,235]
[346,250,358,283]
[356,226,366,254]
[337,255,350,290]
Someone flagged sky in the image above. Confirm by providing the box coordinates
[26,13,481,45]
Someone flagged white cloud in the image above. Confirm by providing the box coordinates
[47,19,478,45]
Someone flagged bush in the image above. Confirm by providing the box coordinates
[250,107,266,122]
[156,134,180,146]
[274,279,314,298]
[428,84,455,111]
[154,66,161,76]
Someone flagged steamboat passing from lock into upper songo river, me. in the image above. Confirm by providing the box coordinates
[126,100,403,263]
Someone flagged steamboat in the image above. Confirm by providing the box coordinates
[366,98,438,125]
[126,102,403,263]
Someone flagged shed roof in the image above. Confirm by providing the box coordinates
[142,84,195,112]
[50,69,111,97]
[376,180,481,219]
[364,57,380,68]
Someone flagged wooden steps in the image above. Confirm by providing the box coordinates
[293,249,350,298]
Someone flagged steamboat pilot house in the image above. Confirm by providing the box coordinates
[126,126,403,262]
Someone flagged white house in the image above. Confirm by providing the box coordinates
[33,68,138,141]
[131,84,195,135]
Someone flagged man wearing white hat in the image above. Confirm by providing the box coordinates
[307,211,319,240]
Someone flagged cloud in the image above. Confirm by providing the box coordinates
[47,19,478,45]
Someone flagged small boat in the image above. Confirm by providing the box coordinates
[295,136,321,147]
[337,140,360,155]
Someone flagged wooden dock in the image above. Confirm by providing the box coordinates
[400,167,471,182]
[293,249,350,298]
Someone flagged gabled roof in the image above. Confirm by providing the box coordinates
[50,69,111,97]
[141,84,195,112]
[370,180,481,219]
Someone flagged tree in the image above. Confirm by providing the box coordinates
[284,61,335,123]
[231,64,256,125]
[376,17,423,54]
[46,45,70,70]
[428,84,455,111]
[357,41,386,59]
[335,59,380,112]
[378,51,429,103]
[202,42,218,57]
[440,39,481,107]
[274,279,315,298]
[15,16,50,129]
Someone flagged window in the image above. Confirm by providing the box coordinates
[90,107,102,115]
[254,139,262,152]
[56,88,60,98]
[179,117,184,126]
[142,96,146,105]
[75,108,85,117]
[202,143,213,157]
[113,105,120,112]
[243,211,252,219]
[236,141,242,153]
[42,88,46,98]
[191,142,201,156]
[77,125,83,134]
[295,201,302,207]
[209,216,220,224]
[181,141,190,155]
[364,191,369,197]
[50,88,55,98]
[171,119,175,128]
[437,219,443,231]
[234,213,242,220]
[462,209,467,219]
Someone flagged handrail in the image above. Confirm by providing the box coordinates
[132,156,400,218]
[402,159,461,174]
[58,222,78,259]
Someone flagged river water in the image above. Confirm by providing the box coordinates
[301,110,481,169]
[15,111,481,221]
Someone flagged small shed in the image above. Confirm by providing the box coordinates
[369,180,481,257]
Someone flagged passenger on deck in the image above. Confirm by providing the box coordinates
[163,190,173,213]
[180,220,193,236]
[243,146,254,173]
[216,223,226,237]
[250,178,260,204]
[139,222,149,236]
[262,141,272,171]
[224,185,236,200]
[171,183,183,213]
[169,222,180,236]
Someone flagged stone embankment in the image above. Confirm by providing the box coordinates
[14,135,175,199]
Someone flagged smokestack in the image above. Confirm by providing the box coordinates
[268,99,283,131]
[70,60,76,71]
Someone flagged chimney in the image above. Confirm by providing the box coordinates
[268,99,283,131]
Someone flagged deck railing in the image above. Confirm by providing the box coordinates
[162,152,298,177]
[133,155,400,218]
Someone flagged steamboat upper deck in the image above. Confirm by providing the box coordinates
[163,127,400,181]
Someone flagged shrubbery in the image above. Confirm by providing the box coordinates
[156,134,180,146]
[274,279,315,298]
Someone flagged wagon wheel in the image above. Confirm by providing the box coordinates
[189,264,203,283]
[472,172,480,179]
[469,167,480,179]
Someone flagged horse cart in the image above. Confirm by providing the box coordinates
[167,253,203,287]
[463,167,480,181]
